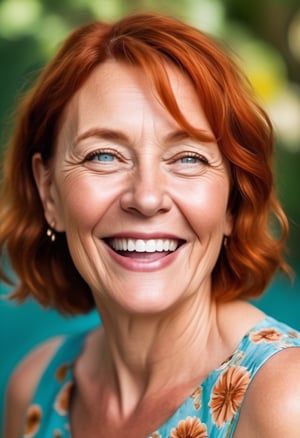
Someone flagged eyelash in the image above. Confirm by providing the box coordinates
[172,152,209,165]
[82,149,209,168]
[84,148,123,162]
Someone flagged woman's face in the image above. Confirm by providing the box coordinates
[34,60,232,315]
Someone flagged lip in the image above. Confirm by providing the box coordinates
[102,232,186,272]
[104,232,184,240]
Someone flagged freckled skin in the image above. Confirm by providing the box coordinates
[35,60,232,316]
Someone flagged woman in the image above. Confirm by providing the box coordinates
[1,12,300,438]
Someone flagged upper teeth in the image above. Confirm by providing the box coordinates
[110,238,178,253]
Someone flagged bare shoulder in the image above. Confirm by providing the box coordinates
[235,347,300,438]
[3,337,64,438]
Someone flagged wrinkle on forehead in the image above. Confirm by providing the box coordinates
[55,59,216,160]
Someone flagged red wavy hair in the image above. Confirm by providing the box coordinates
[0,13,289,314]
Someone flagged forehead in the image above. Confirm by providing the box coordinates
[57,59,214,144]
[76,59,195,99]
[75,60,207,113]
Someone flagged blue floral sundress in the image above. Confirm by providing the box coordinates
[22,316,300,438]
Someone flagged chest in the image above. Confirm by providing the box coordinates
[30,318,300,437]
[69,384,196,438]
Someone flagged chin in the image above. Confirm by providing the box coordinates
[121,291,192,318]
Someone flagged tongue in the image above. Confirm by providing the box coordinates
[118,251,169,260]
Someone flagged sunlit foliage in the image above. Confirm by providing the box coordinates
[0,0,299,262]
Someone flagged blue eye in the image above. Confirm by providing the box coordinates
[87,151,116,162]
[180,156,199,164]
[95,152,115,162]
[179,154,208,165]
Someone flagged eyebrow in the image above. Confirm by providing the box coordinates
[74,128,130,147]
[74,127,214,148]
[164,129,203,144]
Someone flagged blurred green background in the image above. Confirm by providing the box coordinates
[0,0,300,432]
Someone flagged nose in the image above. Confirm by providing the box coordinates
[120,165,172,217]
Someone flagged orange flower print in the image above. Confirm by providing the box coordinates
[55,363,71,382]
[209,365,251,428]
[288,330,300,339]
[218,350,245,370]
[24,405,42,437]
[250,328,283,343]
[191,386,202,410]
[54,381,74,415]
[170,416,208,438]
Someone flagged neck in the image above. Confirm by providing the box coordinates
[89,293,222,417]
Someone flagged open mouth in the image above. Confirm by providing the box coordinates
[104,237,185,259]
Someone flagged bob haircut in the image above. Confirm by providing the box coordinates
[0,12,289,314]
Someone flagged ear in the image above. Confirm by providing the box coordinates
[224,210,233,237]
[32,153,65,231]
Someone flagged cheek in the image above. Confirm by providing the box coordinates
[173,178,230,232]
[54,173,120,229]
